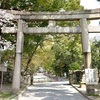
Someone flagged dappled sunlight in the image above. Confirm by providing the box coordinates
[19,82,87,100]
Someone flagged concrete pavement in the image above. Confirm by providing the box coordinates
[11,73,100,100]
[72,84,100,100]
[17,81,88,100]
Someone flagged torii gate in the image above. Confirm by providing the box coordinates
[1,8,100,94]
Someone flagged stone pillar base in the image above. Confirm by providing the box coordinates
[80,82,86,88]
[86,84,95,95]
[12,88,19,94]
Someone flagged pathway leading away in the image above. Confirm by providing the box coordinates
[18,81,88,100]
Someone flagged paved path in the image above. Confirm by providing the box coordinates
[18,81,88,100]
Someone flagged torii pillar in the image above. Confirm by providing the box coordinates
[80,18,95,95]
[12,19,24,94]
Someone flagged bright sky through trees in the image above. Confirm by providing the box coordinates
[81,0,100,40]
[81,0,100,9]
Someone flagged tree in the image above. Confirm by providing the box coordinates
[22,34,45,72]
[91,39,100,82]
[35,38,55,72]
[91,40,100,69]
[51,34,83,77]
[0,0,83,84]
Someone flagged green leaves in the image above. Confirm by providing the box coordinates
[0,0,83,11]
[69,62,80,70]
[0,0,84,76]
[64,0,83,11]
[91,40,100,69]
[51,34,83,76]
[1,49,15,69]
[22,34,46,72]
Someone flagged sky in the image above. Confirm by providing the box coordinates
[80,0,100,40]
[80,0,100,9]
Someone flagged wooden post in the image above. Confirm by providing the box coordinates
[12,19,24,94]
[80,18,95,95]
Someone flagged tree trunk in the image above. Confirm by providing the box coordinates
[30,73,33,85]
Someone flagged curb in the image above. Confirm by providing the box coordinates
[71,85,93,100]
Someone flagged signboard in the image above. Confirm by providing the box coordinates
[0,61,8,89]
[0,66,7,72]
[85,69,98,84]
[0,62,7,72]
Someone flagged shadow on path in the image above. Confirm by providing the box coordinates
[21,82,88,100]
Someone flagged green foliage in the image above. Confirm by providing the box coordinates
[22,34,46,73]
[10,0,66,11]
[91,40,100,69]
[0,0,84,77]
[64,0,83,11]
[51,34,83,76]
[24,36,55,73]
[23,34,45,55]
[0,0,83,11]
[69,62,80,70]
[0,92,12,98]
[0,34,16,70]
[1,49,15,69]
[1,34,16,45]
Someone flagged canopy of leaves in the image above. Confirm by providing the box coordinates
[0,0,84,76]
[0,0,83,11]
[51,34,83,76]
